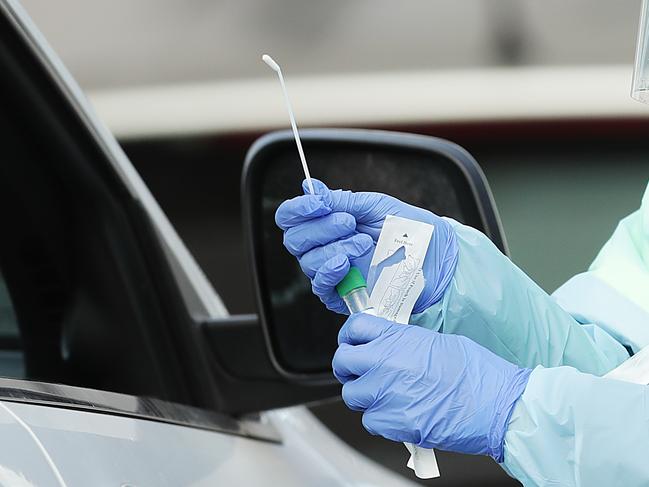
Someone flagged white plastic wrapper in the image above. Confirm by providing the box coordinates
[368,215,440,479]
[605,345,649,385]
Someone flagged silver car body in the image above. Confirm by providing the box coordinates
[0,398,415,486]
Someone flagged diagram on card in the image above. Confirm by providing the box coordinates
[375,254,423,319]
[368,215,434,324]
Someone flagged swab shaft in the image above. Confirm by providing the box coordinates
[277,74,314,194]
[263,54,315,195]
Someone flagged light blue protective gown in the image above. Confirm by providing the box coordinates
[413,183,649,486]
[500,183,649,486]
[410,220,630,374]
[502,365,649,486]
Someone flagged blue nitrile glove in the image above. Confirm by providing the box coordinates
[332,313,531,461]
[275,179,458,314]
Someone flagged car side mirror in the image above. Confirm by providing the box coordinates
[242,128,507,383]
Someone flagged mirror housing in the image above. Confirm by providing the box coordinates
[242,128,507,385]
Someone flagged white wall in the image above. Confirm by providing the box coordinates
[19,0,642,89]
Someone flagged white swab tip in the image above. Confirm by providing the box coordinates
[262,54,281,72]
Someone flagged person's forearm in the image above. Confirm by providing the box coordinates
[411,219,629,375]
[502,366,649,486]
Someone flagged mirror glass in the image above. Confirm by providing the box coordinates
[247,133,501,375]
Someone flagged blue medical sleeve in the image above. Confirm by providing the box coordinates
[551,183,649,355]
[411,219,629,375]
[554,273,649,354]
[503,366,649,486]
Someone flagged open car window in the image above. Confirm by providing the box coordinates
[0,271,23,378]
[0,2,197,405]
[0,272,18,337]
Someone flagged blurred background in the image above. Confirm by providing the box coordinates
[16,1,649,485]
[17,0,646,88]
[19,0,649,298]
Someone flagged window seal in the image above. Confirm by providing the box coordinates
[0,377,281,443]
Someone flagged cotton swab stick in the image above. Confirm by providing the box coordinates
[262,54,315,195]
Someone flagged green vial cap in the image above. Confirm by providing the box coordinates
[335,267,367,298]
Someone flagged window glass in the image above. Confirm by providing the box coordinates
[0,272,25,378]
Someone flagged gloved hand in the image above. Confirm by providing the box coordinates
[275,179,458,314]
[277,180,629,377]
[333,313,532,461]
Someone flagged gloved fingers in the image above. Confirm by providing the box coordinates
[341,375,377,412]
[303,178,376,220]
[299,233,374,278]
[301,178,329,196]
[338,313,394,346]
[332,343,374,383]
[320,295,349,315]
[332,368,354,384]
[275,194,331,231]
[361,410,411,444]
[283,212,356,256]
[301,179,386,237]
[312,254,349,294]
[321,185,361,212]
[361,410,381,437]
[327,189,386,225]
[312,255,351,314]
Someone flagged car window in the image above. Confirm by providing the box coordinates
[0,271,25,378]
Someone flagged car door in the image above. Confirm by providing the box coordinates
[0,1,423,486]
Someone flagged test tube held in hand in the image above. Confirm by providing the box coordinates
[336,267,375,314]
